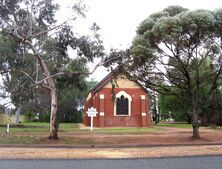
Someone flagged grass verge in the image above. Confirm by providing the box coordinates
[157,123,192,128]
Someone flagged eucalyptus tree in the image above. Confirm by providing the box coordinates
[107,6,222,138]
[0,0,104,139]
[132,6,222,138]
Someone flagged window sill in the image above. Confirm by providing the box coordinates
[114,114,131,117]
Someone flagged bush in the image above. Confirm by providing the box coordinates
[39,112,50,122]
[59,110,83,123]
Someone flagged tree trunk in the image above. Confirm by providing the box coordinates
[192,96,200,138]
[49,88,58,139]
[14,105,22,125]
[36,54,59,139]
[153,90,159,124]
[192,112,200,138]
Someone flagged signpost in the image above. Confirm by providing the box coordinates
[86,107,98,131]
[6,124,9,133]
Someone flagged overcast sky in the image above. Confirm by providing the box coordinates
[2,0,222,108]
[57,0,222,81]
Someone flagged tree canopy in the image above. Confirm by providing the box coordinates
[0,0,105,139]
[106,6,222,138]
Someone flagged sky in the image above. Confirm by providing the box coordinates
[2,0,222,108]
[56,0,222,81]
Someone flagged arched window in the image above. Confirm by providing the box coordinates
[114,91,132,116]
[116,95,128,115]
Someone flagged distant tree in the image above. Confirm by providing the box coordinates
[158,89,192,123]
[0,0,105,139]
[56,58,89,123]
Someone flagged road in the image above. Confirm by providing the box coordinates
[0,156,222,169]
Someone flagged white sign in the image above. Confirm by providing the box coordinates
[86,107,98,131]
[87,111,97,117]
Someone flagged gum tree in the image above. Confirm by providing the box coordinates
[131,6,222,138]
[107,6,222,138]
[0,0,104,139]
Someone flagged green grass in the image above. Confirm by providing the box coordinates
[0,122,80,144]
[0,122,196,145]
[0,134,40,144]
[156,123,192,128]
[0,122,164,134]
[0,122,49,133]
[0,122,193,135]
[0,122,79,133]
[20,122,50,127]
[59,123,79,132]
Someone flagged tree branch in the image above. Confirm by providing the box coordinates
[37,56,122,84]
[31,18,76,39]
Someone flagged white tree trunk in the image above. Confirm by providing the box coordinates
[49,88,58,139]
[37,55,59,139]
[14,105,22,125]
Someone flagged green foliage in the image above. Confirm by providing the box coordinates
[163,5,188,17]
[39,112,50,122]
[158,92,191,122]
[105,6,222,137]
[0,0,104,129]
[136,18,155,35]
[200,89,222,126]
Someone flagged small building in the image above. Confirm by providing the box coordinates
[83,72,152,127]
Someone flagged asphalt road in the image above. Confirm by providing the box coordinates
[0,156,222,169]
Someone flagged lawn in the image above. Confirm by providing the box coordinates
[0,122,205,146]
[0,122,79,133]
[1,122,222,146]
[156,123,192,128]
[0,122,162,134]
[0,135,40,144]
[0,122,80,144]
[0,122,164,145]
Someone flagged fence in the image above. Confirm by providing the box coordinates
[0,114,32,124]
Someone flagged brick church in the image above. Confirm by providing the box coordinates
[83,72,152,127]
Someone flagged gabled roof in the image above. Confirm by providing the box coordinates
[90,71,113,93]
[90,70,148,94]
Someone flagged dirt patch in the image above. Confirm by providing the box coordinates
[67,127,222,147]
[38,137,65,145]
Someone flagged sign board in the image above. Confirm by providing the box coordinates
[87,107,98,117]
[86,107,98,131]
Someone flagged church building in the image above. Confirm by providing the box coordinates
[83,72,152,127]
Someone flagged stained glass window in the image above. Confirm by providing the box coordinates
[116,95,128,115]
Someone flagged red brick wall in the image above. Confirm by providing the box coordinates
[83,88,151,127]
